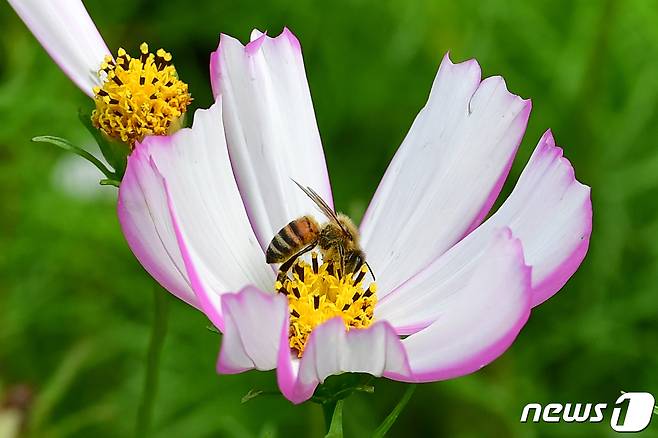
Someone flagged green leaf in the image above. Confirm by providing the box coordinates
[240,389,283,404]
[372,385,416,438]
[241,389,264,404]
[32,136,115,180]
[324,400,344,438]
[205,325,221,334]
[78,110,129,179]
[99,179,121,187]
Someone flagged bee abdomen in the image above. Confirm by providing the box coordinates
[266,216,319,264]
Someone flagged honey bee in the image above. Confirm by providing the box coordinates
[266,181,374,281]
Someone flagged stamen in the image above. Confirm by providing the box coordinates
[276,255,377,357]
[327,261,335,277]
[91,43,192,147]
[353,265,367,285]
[311,252,319,274]
[294,263,304,282]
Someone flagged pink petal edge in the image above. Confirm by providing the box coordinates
[210,27,302,99]
[276,318,412,404]
[388,227,532,382]
[217,285,288,374]
[117,143,198,308]
[209,27,335,251]
[134,150,227,332]
[528,130,592,306]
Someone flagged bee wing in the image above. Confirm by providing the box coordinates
[292,179,349,234]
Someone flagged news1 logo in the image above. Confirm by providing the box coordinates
[520,392,656,432]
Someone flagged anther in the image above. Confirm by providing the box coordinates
[353,266,367,285]
[312,253,319,274]
[292,287,300,299]
[294,264,304,282]
[313,295,320,310]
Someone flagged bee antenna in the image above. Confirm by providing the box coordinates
[365,261,376,281]
[290,178,304,190]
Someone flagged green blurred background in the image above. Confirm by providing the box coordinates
[1,0,657,436]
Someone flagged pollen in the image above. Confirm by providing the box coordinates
[276,252,377,357]
[91,43,192,147]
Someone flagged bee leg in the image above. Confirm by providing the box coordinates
[277,242,318,283]
[337,245,345,278]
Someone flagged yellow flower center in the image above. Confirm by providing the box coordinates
[276,252,377,357]
[91,43,192,147]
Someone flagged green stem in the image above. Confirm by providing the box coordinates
[372,384,417,438]
[135,285,169,437]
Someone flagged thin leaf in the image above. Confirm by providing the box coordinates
[372,385,416,438]
[205,325,221,334]
[241,389,264,404]
[324,400,343,438]
[32,136,115,179]
[40,402,115,438]
[241,389,283,404]
[27,341,93,433]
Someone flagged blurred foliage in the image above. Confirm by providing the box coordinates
[1,0,657,437]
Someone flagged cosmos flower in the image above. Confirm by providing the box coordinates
[118,29,592,404]
[8,0,192,147]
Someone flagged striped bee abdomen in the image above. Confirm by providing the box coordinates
[266,215,320,264]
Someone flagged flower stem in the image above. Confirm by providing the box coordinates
[372,384,417,438]
[135,285,169,437]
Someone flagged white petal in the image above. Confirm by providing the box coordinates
[360,54,531,296]
[250,29,265,41]
[217,286,288,373]
[276,319,411,404]
[8,0,110,96]
[210,29,333,250]
[386,229,531,382]
[118,144,196,307]
[377,130,591,328]
[118,101,273,323]
[376,225,523,332]
[474,130,591,306]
